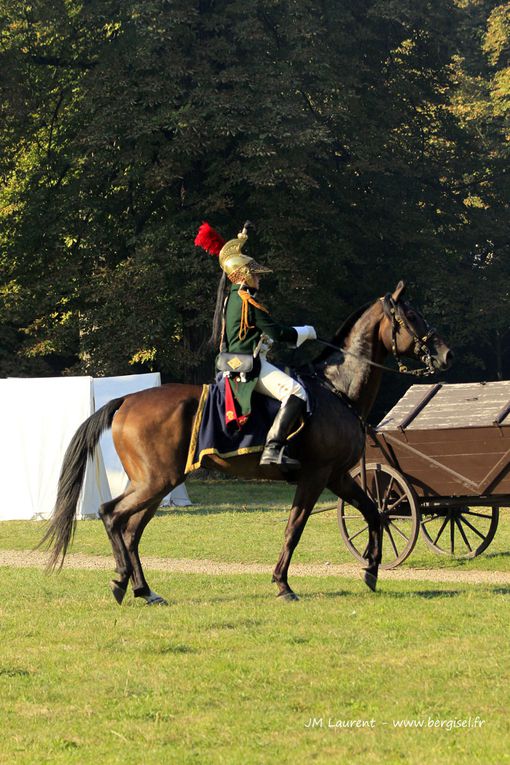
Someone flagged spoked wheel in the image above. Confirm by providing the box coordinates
[420,505,499,559]
[338,463,420,569]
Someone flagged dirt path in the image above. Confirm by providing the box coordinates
[1,549,510,585]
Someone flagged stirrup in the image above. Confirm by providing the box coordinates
[259,445,301,469]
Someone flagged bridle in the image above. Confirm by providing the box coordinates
[313,295,438,378]
[305,295,439,430]
[381,294,437,377]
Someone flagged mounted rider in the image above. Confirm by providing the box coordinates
[195,221,317,470]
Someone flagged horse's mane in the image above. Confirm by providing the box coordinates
[312,300,374,364]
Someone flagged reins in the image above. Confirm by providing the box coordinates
[314,296,437,379]
[314,337,435,378]
[315,337,404,375]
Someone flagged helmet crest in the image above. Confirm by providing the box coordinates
[195,221,271,282]
[194,222,225,256]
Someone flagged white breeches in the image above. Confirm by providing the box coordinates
[254,356,307,405]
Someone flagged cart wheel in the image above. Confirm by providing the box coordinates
[337,463,420,569]
[420,505,499,559]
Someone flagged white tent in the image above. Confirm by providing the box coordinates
[93,374,191,506]
[0,373,191,522]
[0,376,110,521]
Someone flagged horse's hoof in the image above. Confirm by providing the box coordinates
[363,571,378,592]
[144,592,169,606]
[277,591,300,602]
[109,580,126,605]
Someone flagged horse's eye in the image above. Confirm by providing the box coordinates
[406,311,416,321]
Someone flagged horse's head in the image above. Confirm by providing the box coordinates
[380,281,453,374]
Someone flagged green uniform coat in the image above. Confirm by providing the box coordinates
[222,284,299,415]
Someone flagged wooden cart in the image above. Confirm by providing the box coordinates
[338,381,510,568]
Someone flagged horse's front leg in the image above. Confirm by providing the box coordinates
[272,469,330,601]
[328,472,382,592]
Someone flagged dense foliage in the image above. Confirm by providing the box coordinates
[1,0,508,411]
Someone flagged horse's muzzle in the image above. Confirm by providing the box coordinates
[431,343,453,371]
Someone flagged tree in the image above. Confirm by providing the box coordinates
[0,0,508,402]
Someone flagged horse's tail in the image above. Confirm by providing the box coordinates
[40,396,126,571]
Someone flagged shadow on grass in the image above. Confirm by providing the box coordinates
[0,667,31,677]
[156,505,288,517]
[182,589,357,605]
[156,503,338,517]
[349,586,510,599]
[183,588,468,605]
[385,589,461,599]
[484,551,510,560]
[182,592,277,606]
[130,585,510,608]
[204,618,263,630]
[319,588,462,600]
[309,590,357,599]
[156,644,198,654]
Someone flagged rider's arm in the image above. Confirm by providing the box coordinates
[252,305,316,347]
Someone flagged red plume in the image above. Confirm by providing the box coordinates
[194,222,225,257]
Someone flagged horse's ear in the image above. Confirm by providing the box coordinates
[392,280,406,302]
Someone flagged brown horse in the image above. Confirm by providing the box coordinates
[42,281,452,604]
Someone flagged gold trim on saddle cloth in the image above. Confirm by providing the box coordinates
[184,384,306,474]
[185,384,209,474]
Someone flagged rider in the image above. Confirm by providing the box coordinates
[196,221,317,470]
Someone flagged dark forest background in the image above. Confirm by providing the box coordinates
[1,0,508,421]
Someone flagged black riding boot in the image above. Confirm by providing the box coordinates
[259,395,306,469]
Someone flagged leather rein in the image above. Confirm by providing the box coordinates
[315,294,437,379]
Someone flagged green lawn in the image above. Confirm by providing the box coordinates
[1,480,509,764]
[0,480,509,572]
[0,568,508,765]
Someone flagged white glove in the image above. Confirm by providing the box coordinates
[293,326,317,348]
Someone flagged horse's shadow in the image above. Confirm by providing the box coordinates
[321,585,510,599]
[156,505,291,517]
[383,589,461,599]
[318,588,461,600]
[484,551,510,560]
[127,584,510,609]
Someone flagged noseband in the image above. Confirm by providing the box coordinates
[382,294,436,377]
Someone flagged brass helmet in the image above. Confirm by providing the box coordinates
[219,223,272,283]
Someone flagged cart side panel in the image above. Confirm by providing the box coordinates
[365,426,510,498]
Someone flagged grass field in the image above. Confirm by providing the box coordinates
[1,480,509,572]
[1,481,509,764]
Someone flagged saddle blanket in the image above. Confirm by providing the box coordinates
[185,378,308,473]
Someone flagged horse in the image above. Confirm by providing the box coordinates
[42,281,452,604]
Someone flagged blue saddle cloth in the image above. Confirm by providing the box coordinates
[185,378,280,472]
[185,375,314,473]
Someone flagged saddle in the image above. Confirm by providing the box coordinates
[184,375,311,473]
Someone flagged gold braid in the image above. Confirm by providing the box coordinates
[238,289,269,340]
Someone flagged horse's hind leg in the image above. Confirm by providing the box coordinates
[122,499,168,605]
[328,472,382,592]
[102,481,172,605]
[99,493,134,604]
